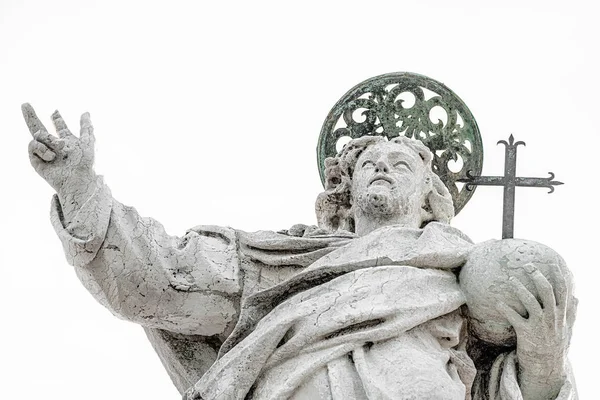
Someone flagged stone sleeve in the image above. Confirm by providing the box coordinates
[479,351,577,400]
[50,176,242,336]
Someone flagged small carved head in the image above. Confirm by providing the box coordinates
[315,136,454,233]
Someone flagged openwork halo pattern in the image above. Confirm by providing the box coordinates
[317,72,483,215]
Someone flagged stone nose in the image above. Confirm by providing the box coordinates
[374,160,389,174]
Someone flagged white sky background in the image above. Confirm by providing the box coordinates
[1,0,598,398]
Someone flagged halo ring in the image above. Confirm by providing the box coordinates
[317,72,483,215]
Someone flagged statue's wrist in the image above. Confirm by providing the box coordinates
[518,347,566,371]
[518,356,566,399]
[58,170,97,196]
[57,171,99,224]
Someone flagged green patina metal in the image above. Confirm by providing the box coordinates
[317,72,483,215]
[459,134,563,239]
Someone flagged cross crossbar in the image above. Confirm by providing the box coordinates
[458,135,563,239]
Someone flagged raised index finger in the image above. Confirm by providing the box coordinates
[21,103,48,136]
[80,112,94,142]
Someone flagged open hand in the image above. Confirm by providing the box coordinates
[24,103,96,195]
[497,263,575,399]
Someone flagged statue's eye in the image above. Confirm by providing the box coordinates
[362,160,375,168]
[393,161,412,171]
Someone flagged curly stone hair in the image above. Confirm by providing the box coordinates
[315,136,454,232]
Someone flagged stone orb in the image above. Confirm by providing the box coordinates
[459,239,570,346]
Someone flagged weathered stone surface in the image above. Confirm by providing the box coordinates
[25,102,577,399]
[460,239,575,346]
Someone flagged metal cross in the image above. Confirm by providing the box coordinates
[458,134,563,239]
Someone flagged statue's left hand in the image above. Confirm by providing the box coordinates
[497,264,574,399]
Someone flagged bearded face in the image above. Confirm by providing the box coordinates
[351,141,429,222]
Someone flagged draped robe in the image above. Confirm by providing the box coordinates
[48,177,577,399]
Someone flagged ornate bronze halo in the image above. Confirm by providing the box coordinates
[317,72,483,215]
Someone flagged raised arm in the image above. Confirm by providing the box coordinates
[24,104,242,336]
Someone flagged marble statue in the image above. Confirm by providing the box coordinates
[24,75,577,400]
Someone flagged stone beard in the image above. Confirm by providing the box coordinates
[354,184,412,222]
[24,103,577,400]
[353,172,419,229]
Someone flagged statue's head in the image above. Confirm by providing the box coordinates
[316,136,454,234]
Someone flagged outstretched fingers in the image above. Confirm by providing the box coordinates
[22,103,48,136]
[529,265,557,306]
[22,104,65,151]
[51,110,73,138]
[497,302,525,331]
[80,112,95,144]
[509,276,542,320]
[553,266,570,316]
[566,295,577,332]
